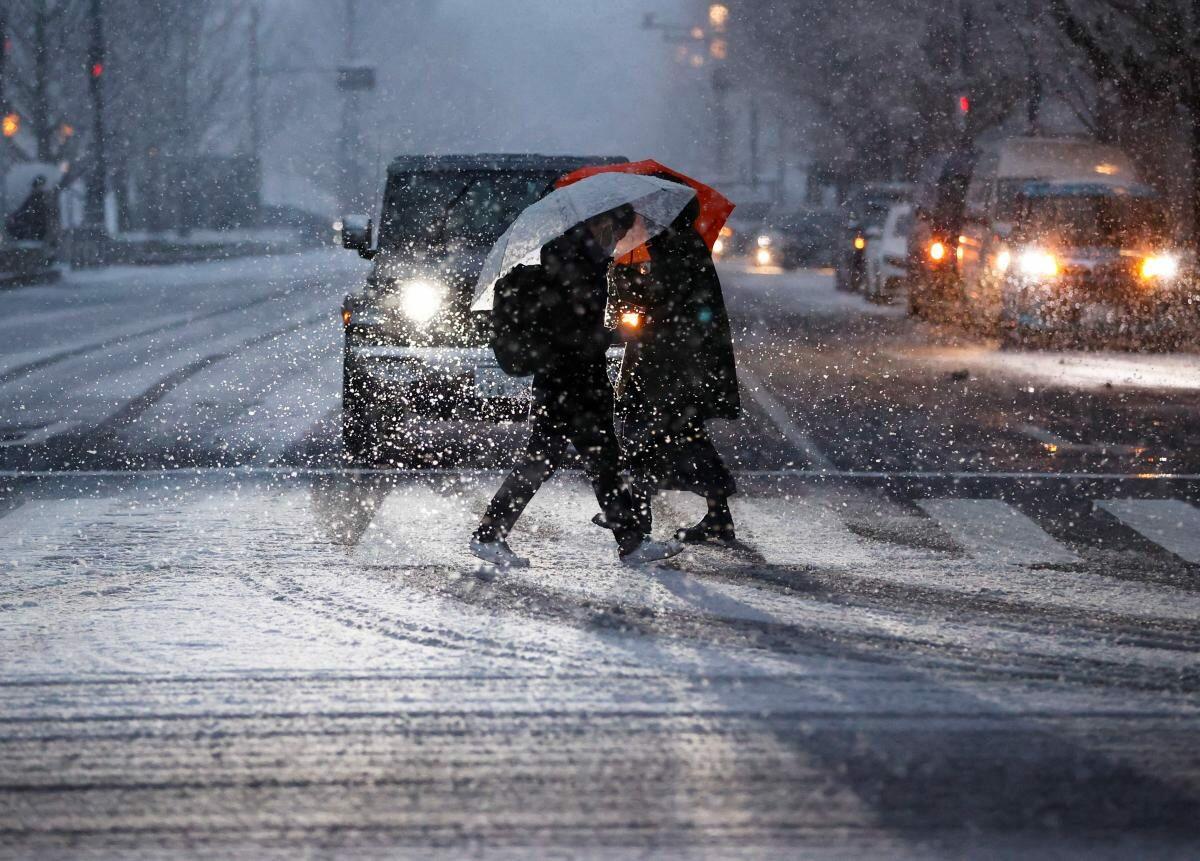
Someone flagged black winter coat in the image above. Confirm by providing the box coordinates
[617,209,741,422]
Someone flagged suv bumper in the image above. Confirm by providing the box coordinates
[347,344,532,403]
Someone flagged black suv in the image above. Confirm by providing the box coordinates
[338,153,624,460]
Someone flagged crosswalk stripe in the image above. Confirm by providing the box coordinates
[917,499,1080,566]
[1096,499,1200,565]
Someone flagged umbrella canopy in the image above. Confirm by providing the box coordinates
[555,159,735,250]
[470,172,696,312]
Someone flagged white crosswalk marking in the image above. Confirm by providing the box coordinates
[1096,499,1200,565]
[918,499,1080,566]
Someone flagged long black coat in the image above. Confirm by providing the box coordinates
[617,208,741,422]
[529,225,615,426]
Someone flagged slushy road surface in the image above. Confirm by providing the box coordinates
[2,252,1199,857]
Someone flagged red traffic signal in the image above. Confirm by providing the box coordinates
[958,95,970,113]
[91,62,104,79]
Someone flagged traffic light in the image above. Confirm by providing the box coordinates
[2,113,19,138]
[91,62,104,79]
[958,95,970,114]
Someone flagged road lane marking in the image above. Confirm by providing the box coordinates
[918,498,1080,566]
[1096,499,1200,565]
[738,367,835,472]
[732,495,877,568]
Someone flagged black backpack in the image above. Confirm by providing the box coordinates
[489,264,556,377]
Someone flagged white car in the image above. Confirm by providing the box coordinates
[863,203,912,303]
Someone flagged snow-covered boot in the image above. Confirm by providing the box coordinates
[620,538,684,565]
[469,538,530,568]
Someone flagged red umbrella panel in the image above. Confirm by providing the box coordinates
[556,159,734,251]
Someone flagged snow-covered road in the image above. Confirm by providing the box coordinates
[2,253,1199,857]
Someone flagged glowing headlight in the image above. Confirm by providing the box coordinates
[386,278,447,325]
[853,236,866,251]
[713,238,725,255]
[928,241,946,262]
[756,234,772,248]
[755,247,772,266]
[1018,248,1058,279]
[1139,253,1179,281]
[994,249,1011,273]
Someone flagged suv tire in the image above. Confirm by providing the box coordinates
[342,359,381,462]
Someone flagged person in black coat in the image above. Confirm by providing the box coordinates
[6,177,53,243]
[470,207,685,568]
[614,196,742,543]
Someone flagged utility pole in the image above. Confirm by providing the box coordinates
[248,1,262,225]
[748,94,759,190]
[0,9,7,227]
[85,0,109,235]
[340,0,359,212]
[249,2,261,162]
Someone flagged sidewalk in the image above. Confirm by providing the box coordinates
[67,226,321,269]
[0,243,60,287]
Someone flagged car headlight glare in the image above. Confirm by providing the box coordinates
[1140,253,1179,281]
[381,278,447,325]
[1018,248,1058,279]
[756,234,772,248]
[713,238,725,255]
[755,247,772,266]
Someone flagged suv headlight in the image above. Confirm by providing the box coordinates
[384,278,448,325]
[1139,253,1179,282]
[1017,248,1058,279]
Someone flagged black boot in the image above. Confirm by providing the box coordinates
[674,496,735,544]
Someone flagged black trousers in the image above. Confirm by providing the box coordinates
[475,364,642,551]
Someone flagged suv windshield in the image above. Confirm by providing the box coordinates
[379,170,558,251]
[1017,194,1168,247]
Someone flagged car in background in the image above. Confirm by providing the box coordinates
[988,182,1193,345]
[835,182,912,292]
[338,153,625,461]
[751,208,840,270]
[957,136,1142,328]
[716,200,773,260]
[906,149,976,319]
[863,203,913,303]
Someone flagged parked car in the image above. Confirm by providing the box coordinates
[835,182,912,292]
[906,149,976,319]
[863,203,913,303]
[338,153,625,460]
[752,208,840,269]
[957,136,1142,329]
[990,182,1193,345]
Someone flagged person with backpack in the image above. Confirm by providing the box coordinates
[469,207,685,569]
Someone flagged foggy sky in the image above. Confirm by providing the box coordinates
[263,0,709,213]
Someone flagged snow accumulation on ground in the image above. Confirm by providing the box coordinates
[57,247,367,290]
[718,262,905,318]
[909,344,1200,392]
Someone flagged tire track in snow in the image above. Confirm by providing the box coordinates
[0,279,319,387]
